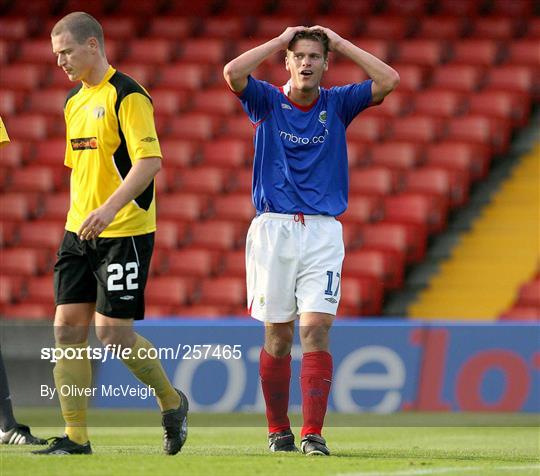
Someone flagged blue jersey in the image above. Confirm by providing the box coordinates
[237,75,373,216]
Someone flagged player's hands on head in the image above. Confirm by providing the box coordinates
[78,204,117,240]
[309,25,343,51]
[278,26,308,49]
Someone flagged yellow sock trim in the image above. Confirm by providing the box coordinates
[122,334,180,411]
[53,341,91,444]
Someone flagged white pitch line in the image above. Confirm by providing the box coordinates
[336,464,540,476]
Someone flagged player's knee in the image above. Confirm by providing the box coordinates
[96,326,136,348]
[300,325,329,351]
[54,322,89,345]
[265,325,294,357]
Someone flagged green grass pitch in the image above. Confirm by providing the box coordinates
[2,409,539,476]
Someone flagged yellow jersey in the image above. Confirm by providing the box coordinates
[0,116,10,147]
[64,66,162,237]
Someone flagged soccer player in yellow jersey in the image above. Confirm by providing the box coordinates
[33,13,188,456]
[0,117,46,446]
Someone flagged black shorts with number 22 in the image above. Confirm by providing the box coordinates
[54,231,154,320]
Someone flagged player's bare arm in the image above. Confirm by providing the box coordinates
[78,157,161,240]
[309,25,400,103]
[223,26,306,93]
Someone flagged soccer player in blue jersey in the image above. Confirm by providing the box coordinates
[224,26,399,455]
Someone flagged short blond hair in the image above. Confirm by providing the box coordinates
[51,12,105,53]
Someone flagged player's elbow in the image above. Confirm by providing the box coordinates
[381,69,400,94]
[223,62,239,84]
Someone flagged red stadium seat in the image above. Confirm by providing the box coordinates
[415,16,465,40]
[157,64,207,91]
[145,305,174,318]
[390,115,445,143]
[471,17,516,40]
[1,248,51,276]
[168,114,217,141]
[16,39,57,64]
[40,193,70,220]
[450,40,501,67]
[146,277,190,306]
[467,90,526,127]
[360,222,411,261]
[425,142,489,182]
[159,139,198,169]
[221,249,246,277]
[33,138,66,165]
[385,0,428,15]
[364,16,412,40]
[0,65,45,90]
[224,116,255,140]
[172,305,229,318]
[157,193,209,222]
[446,115,494,149]
[154,221,183,250]
[230,168,253,193]
[0,90,18,116]
[397,40,447,67]
[342,249,400,291]
[272,0,320,15]
[384,193,445,235]
[6,115,50,141]
[0,276,23,305]
[321,64,368,87]
[0,193,33,221]
[1,304,54,320]
[198,277,245,306]
[506,40,540,68]
[526,18,540,38]
[181,39,226,64]
[347,116,388,143]
[404,167,453,211]
[339,277,382,316]
[311,17,358,38]
[485,66,535,95]
[0,222,18,248]
[167,249,217,278]
[0,40,12,65]
[24,276,55,305]
[113,0,160,15]
[147,17,193,39]
[414,90,466,117]
[115,64,154,88]
[437,0,482,16]
[500,305,540,321]
[0,17,30,40]
[369,142,423,171]
[28,90,67,115]
[124,39,174,65]
[364,90,413,117]
[8,166,58,193]
[202,139,247,168]
[255,17,298,38]
[490,0,534,17]
[190,222,239,251]
[349,167,403,197]
[176,167,229,195]
[339,195,384,224]
[18,221,65,249]
[516,279,540,308]
[347,142,369,168]
[0,141,28,168]
[151,89,187,117]
[99,17,139,40]
[347,39,390,63]
[192,89,241,115]
[213,194,255,222]
[430,65,484,92]
[331,0,374,15]
[388,65,426,93]
[202,16,246,38]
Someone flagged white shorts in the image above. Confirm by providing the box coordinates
[246,213,345,323]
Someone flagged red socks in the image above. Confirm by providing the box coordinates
[259,348,291,433]
[260,348,333,437]
[300,351,333,437]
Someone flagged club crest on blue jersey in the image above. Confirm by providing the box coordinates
[318,110,327,124]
